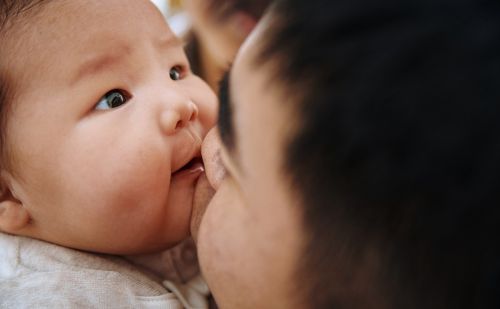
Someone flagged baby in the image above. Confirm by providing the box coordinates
[0,0,217,307]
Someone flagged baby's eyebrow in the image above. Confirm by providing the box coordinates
[71,44,132,86]
[156,34,184,51]
[71,35,182,86]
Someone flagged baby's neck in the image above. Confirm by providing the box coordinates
[124,238,199,283]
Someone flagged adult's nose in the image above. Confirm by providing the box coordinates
[160,99,199,135]
[201,128,226,190]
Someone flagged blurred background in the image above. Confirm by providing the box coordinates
[150,0,188,36]
[150,0,271,92]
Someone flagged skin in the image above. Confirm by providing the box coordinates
[183,0,258,90]
[0,0,217,255]
[192,19,306,308]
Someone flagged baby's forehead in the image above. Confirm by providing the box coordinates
[4,0,174,49]
[3,0,180,86]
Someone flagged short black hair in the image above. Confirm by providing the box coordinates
[259,0,500,308]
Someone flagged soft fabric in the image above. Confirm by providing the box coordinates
[0,233,208,308]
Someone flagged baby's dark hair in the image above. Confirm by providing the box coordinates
[258,0,500,308]
[0,0,48,166]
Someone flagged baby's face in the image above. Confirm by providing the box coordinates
[2,0,217,254]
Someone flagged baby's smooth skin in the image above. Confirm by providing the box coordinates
[0,0,217,254]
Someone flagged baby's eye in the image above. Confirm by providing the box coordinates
[95,89,130,110]
[169,66,183,81]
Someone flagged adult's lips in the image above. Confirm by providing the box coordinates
[190,128,224,242]
[190,173,215,243]
[201,128,226,190]
[166,156,206,244]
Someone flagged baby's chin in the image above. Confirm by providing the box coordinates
[90,167,205,256]
[96,163,206,256]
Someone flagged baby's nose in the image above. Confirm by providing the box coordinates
[160,100,199,135]
[201,128,226,190]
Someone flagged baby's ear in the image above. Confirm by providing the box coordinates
[0,173,30,234]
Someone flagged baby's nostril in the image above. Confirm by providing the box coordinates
[189,102,199,122]
[175,120,184,130]
[189,105,198,122]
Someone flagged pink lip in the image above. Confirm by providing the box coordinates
[171,159,204,179]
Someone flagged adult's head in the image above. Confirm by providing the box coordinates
[183,0,269,65]
[183,0,271,87]
[193,0,500,307]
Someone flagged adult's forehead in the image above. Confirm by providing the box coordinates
[230,13,273,88]
[229,16,298,164]
[235,12,272,61]
[228,17,268,131]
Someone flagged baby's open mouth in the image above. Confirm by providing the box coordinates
[172,157,204,177]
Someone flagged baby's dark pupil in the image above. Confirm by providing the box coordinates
[108,92,125,108]
[170,69,180,80]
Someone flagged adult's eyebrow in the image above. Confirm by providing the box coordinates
[218,70,236,152]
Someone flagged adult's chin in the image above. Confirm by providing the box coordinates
[190,173,215,243]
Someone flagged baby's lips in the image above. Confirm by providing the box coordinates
[171,157,204,178]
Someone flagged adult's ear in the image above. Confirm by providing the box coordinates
[0,174,30,234]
